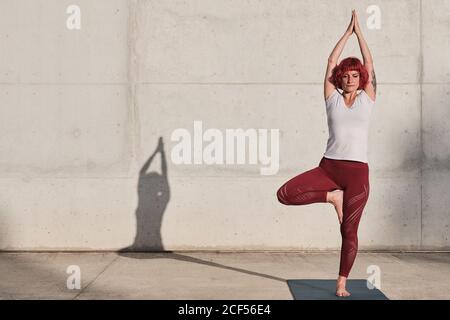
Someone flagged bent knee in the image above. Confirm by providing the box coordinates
[276,185,291,205]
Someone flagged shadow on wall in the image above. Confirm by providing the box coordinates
[119,136,170,252]
[115,137,287,283]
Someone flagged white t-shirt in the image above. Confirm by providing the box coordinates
[323,89,375,163]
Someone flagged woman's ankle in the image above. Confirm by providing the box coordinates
[327,190,338,203]
[326,191,333,203]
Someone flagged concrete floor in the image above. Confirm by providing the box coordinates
[0,251,449,300]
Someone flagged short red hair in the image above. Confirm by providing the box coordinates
[328,57,369,90]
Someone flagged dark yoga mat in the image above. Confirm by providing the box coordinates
[287,279,389,300]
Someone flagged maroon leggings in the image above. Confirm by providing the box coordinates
[276,157,370,278]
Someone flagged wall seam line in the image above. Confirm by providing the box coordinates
[127,0,140,176]
[419,0,423,250]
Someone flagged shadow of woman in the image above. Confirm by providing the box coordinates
[119,136,170,251]
[117,137,285,284]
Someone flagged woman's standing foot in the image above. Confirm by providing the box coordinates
[336,275,351,297]
[327,190,344,224]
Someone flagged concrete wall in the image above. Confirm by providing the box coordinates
[0,0,448,250]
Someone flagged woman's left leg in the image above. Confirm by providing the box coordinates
[338,170,370,278]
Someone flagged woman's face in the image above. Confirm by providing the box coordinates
[341,70,360,93]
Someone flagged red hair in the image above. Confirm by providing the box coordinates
[328,57,369,90]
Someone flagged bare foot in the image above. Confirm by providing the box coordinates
[327,190,344,224]
[336,276,351,297]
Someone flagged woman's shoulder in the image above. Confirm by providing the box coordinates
[325,88,340,107]
[359,89,376,105]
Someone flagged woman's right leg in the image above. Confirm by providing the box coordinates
[276,165,341,206]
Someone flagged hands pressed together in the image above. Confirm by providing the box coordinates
[345,9,362,37]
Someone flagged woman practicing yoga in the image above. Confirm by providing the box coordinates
[276,10,377,297]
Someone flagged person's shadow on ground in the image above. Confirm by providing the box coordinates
[119,136,170,252]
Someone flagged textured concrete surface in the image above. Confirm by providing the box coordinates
[1,251,450,300]
[0,1,449,250]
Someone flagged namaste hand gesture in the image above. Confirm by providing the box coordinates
[345,9,362,37]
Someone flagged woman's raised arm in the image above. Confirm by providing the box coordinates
[354,10,376,101]
[324,11,354,100]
